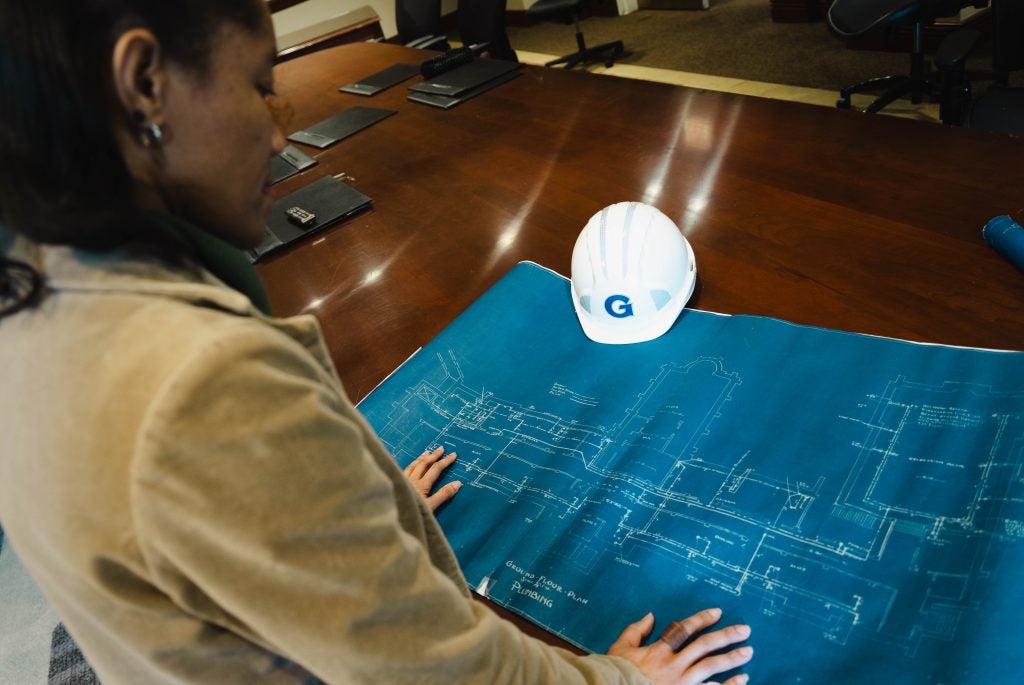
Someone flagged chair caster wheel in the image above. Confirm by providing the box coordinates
[836,97,851,109]
[605,61,614,68]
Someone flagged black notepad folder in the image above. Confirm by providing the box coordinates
[269,145,318,184]
[248,176,372,262]
[408,70,520,110]
[287,106,396,149]
[340,63,419,96]
[409,59,520,98]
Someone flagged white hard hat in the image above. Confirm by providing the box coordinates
[570,202,696,344]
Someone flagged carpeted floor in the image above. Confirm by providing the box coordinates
[0,527,98,684]
[506,0,1009,93]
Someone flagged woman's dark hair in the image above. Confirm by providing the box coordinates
[0,0,267,249]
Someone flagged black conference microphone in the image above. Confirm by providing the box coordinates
[419,43,490,79]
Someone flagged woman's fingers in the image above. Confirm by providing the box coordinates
[610,612,656,652]
[425,480,463,510]
[405,446,445,478]
[677,623,750,663]
[404,446,462,511]
[422,452,457,484]
[681,644,753,684]
[658,608,723,651]
[719,674,751,685]
[676,624,753,685]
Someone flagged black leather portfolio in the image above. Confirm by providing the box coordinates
[269,145,318,184]
[248,175,372,262]
[286,106,396,149]
[340,63,419,96]
[408,59,520,98]
[408,69,520,109]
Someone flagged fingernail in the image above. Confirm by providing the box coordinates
[452,481,463,491]
[740,646,754,657]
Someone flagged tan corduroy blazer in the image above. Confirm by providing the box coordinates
[0,234,647,685]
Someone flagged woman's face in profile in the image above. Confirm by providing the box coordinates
[156,16,285,248]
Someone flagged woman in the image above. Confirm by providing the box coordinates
[0,1,753,683]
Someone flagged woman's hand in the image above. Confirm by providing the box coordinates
[608,608,752,685]
[403,446,462,511]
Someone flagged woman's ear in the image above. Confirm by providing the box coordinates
[110,28,168,131]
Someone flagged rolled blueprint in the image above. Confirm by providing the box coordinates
[983,215,1024,271]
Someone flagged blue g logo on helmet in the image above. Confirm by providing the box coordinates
[571,201,697,344]
[604,294,634,318]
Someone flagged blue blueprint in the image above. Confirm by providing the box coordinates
[358,262,1024,684]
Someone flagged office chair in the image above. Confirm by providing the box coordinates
[827,0,973,113]
[935,0,1024,134]
[396,0,450,51]
[458,0,518,62]
[526,0,624,69]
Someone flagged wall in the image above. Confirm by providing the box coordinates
[273,0,634,41]
[272,0,456,40]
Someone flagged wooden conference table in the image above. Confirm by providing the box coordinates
[258,41,1024,649]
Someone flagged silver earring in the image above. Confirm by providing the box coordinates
[131,110,164,148]
[141,122,164,148]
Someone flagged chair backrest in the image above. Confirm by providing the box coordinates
[827,0,917,37]
[457,0,517,62]
[991,0,1024,73]
[396,0,443,44]
[827,0,972,36]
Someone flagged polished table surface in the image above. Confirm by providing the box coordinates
[259,41,1024,649]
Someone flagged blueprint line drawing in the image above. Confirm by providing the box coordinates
[358,262,1024,684]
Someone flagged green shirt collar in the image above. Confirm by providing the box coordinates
[146,211,272,316]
